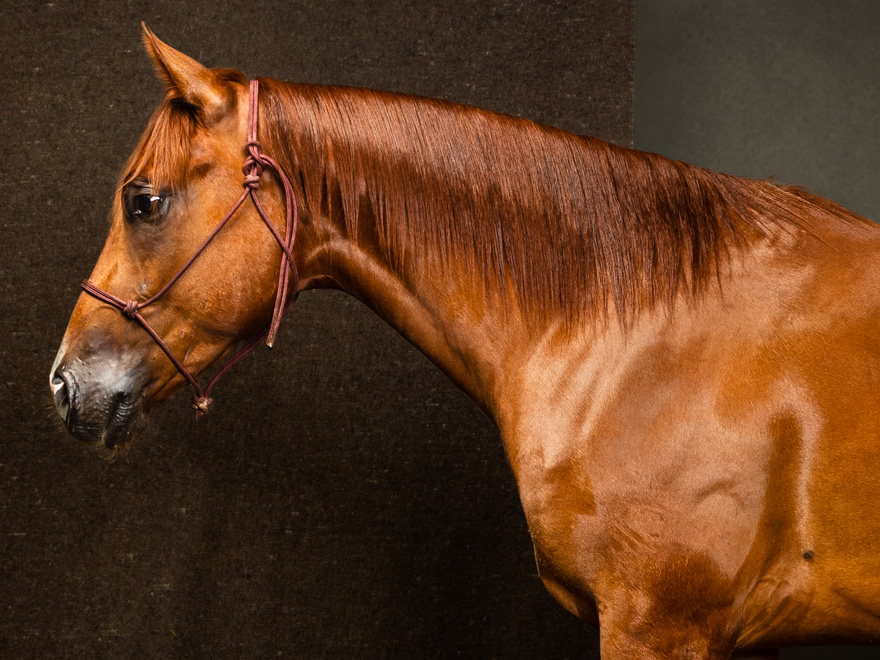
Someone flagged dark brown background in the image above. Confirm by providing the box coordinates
[0,1,631,658]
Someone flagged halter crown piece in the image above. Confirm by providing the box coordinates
[81,80,299,418]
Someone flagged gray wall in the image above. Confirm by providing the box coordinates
[636,2,880,658]
[637,1,880,221]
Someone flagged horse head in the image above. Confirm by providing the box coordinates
[50,26,310,449]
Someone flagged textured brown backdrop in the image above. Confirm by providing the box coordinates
[0,1,633,658]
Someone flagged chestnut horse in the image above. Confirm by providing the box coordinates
[51,27,880,659]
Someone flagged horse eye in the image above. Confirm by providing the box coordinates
[136,194,157,215]
[123,185,169,223]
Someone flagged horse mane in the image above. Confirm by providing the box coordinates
[123,71,868,326]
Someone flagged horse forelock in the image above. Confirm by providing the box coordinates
[120,69,248,193]
[120,98,196,193]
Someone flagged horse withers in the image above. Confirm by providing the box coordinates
[51,26,880,659]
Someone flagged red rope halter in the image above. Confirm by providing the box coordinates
[81,80,299,418]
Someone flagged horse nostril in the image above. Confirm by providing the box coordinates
[52,368,73,425]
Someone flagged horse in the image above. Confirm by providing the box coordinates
[50,25,880,660]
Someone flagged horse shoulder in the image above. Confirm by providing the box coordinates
[496,310,764,626]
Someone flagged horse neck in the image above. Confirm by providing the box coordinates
[311,222,526,418]
[272,84,608,417]
[280,116,538,416]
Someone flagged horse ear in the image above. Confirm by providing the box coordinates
[141,22,232,122]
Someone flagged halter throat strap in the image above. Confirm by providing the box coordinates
[81,79,299,418]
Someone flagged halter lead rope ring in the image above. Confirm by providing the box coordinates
[81,80,299,418]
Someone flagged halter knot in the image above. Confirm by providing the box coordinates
[191,395,213,416]
[123,300,139,319]
[242,140,265,189]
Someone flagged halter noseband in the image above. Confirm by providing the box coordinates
[81,80,299,418]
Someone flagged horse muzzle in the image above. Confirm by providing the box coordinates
[50,348,148,449]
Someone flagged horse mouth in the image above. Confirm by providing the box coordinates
[101,392,145,449]
[64,389,146,450]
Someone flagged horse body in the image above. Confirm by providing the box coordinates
[376,203,880,655]
[501,219,880,655]
[51,28,880,658]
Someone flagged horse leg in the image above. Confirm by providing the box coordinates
[599,622,732,660]
[600,624,778,660]
[597,594,737,660]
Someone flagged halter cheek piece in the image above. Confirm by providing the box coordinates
[81,80,298,418]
